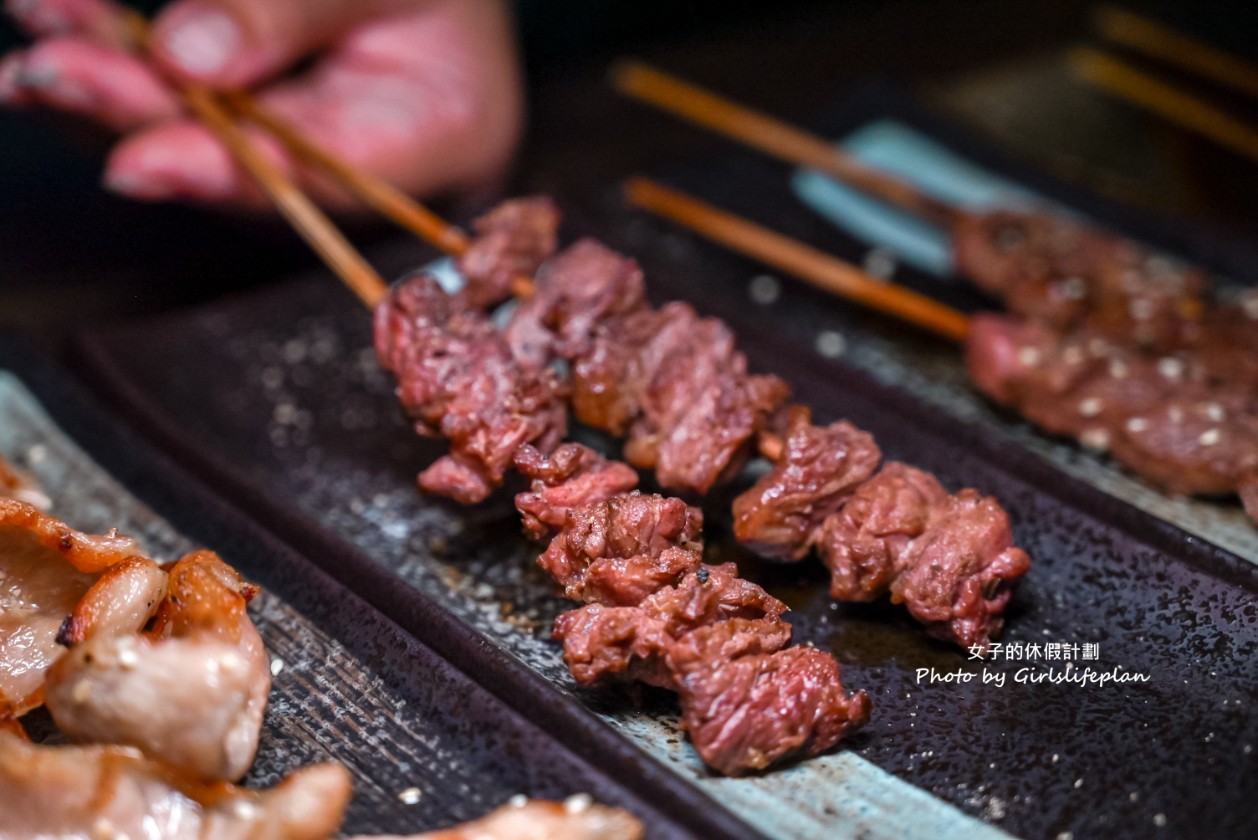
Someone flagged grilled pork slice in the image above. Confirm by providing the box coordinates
[0,732,349,840]
[456,196,561,310]
[46,551,270,783]
[0,499,158,716]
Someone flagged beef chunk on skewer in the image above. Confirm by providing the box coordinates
[456,196,561,309]
[537,491,703,605]
[514,443,640,540]
[733,406,881,561]
[375,274,568,504]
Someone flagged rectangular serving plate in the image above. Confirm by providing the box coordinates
[0,332,705,838]
[73,231,1258,840]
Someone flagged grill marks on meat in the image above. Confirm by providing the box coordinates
[0,733,351,840]
[734,407,881,560]
[456,196,561,309]
[375,273,567,504]
[967,313,1258,518]
[535,487,868,774]
[953,210,1210,352]
[733,418,1031,648]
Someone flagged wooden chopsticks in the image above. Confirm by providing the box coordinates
[124,13,971,343]
[1071,48,1258,166]
[1080,8,1258,165]
[624,178,971,343]
[1094,7,1258,102]
[611,61,960,228]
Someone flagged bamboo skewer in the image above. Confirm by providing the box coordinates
[179,86,391,308]
[610,61,960,228]
[221,91,472,257]
[624,177,971,344]
[1071,47,1258,166]
[1095,7,1258,102]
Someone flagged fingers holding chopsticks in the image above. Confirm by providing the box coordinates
[1,0,524,209]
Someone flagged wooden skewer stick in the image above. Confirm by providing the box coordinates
[1071,48,1258,166]
[610,61,960,229]
[624,177,971,343]
[221,91,472,257]
[120,14,388,308]
[180,86,391,309]
[1095,7,1258,103]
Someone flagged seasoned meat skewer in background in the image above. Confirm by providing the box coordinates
[967,313,1258,522]
[615,63,1258,383]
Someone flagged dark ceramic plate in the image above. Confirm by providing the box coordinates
[71,87,1258,840]
[0,333,701,839]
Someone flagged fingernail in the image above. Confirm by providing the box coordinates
[104,172,172,201]
[16,62,56,89]
[160,7,242,77]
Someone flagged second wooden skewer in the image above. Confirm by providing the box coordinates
[624,178,971,344]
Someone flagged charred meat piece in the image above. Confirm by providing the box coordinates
[375,273,568,504]
[356,797,644,840]
[888,489,1033,649]
[817,464,1030,648]
[953,209,1210,352]
[0,500,154,716]
[46,551,270,782]
[506,238,647,369]
[513,443,640,539]
[0,733,350,840]
[456,196,561,309]
[572,302,791,495]
[537,491,703,605]
[672,643,871,776]
[0,457,50,510]
[554,563,789,687]
[967,313,1258,511]
[816,463,949,602]
[733,406,881,560]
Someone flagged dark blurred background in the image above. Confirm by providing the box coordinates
[4,0,1258,349]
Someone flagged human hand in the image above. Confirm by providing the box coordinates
[0,0,523,207]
